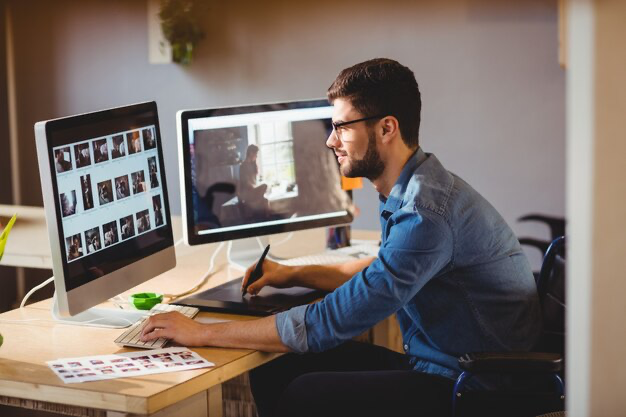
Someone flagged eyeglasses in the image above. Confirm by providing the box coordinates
[331,115,385,140]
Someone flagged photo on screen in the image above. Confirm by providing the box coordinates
[131,170,146,194]
[74,142,92,168]
[152,195,164,227]
[114,175,131,200]
[80,174,94,211]
[143,127,156,150]
[92,138,109,164]
[190,116,350,233]
[84,227,102,254]
[65,233,83,261]
[97,180,114,205]
[148,156,159,189]
[119,214,135,240]
[136,209,151,234]
[54,147,73,173]
[111,134,126,159]
[102,221,119,247]
[60,190,77,217]
[126,131,142,155]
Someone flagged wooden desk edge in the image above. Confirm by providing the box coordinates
[0,349,282,415]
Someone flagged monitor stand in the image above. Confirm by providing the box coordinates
[51,292,149,328]
[227,236,283,270]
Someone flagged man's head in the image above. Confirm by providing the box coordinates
[326,58,421,181]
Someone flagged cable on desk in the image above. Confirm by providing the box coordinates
[20,276,55,309]
[163,241,226,301]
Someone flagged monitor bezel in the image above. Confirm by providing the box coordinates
[35,101,176,316]
[177,99,353,246]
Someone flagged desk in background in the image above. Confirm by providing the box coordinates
[0,205,400,417]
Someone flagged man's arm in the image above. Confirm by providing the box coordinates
[141,312,290,352]
[243,256,375,295]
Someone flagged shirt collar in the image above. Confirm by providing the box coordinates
[380,147,428,213]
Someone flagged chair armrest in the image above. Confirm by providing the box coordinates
[458,352,563,373]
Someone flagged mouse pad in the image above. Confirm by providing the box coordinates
[175,277,327,316]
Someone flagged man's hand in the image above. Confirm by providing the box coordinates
[140,312,207,346]
[241,259,296,296]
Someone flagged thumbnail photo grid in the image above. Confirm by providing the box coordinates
[47,347,214,384]
[53,126,167,263]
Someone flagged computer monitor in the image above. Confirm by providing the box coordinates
[35,101,176,327]
[177,99,353,267]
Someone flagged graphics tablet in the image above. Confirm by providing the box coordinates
[175,278,326,316]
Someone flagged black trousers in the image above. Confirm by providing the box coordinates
[249,341,455,417]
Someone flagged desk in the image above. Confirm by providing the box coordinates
[0,205,393,417]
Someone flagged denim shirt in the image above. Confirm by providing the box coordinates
[276,148,541,385]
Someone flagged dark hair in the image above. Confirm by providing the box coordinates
[327,58,421,148]
[246,144,259,159]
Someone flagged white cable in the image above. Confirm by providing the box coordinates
[272,232,294,248]
[163,241,226,301]
[20,276,55,309]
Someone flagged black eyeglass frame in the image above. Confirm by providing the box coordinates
[331,114,386,133]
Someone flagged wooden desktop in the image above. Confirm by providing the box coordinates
[0,205,397,417]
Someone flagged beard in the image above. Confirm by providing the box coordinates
[341,129,385,181]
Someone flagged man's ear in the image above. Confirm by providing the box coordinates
[380,116,400,144]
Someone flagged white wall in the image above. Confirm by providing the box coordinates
[10,0,564,268]
[567,0,626,415]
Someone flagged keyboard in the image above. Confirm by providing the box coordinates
[278,244,379,267]
[114,303,199,349]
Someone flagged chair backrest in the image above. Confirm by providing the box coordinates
[535,237,566,354]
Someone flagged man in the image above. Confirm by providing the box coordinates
[141,59,540,417]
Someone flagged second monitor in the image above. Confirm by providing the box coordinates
[177,99,353,267]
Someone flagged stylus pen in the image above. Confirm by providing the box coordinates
[242,244,271,297]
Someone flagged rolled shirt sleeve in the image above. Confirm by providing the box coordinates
[275,206,454,353]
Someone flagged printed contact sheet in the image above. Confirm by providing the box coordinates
[47,347,214,384]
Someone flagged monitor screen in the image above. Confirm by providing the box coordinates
[41,102,174,293]
[178,99,353,245]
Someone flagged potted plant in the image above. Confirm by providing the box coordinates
[159,0,206,65]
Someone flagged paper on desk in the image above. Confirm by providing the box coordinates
[47,347,214,384]
[0,214,17,262]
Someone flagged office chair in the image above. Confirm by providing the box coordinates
[452,236,566,417]
[518,214,566,261]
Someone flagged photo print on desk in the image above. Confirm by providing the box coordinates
[74,142,92,168]
[80,174,94,211]
[54,147,72,173]
[126,131,142,155]
[115,175,131,200]
[136,209,151,234]
[111,134,126,159]
[84,227,102,254]
[65,233,83,261]
[92,138,109,164]
[119,215,135,240]
[47,347,214,384]
[60,190,77,217]
[143,127,156,150]
[102,221,119,247]
[97,180,113,205]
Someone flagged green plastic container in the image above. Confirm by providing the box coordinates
[129,292,163,310]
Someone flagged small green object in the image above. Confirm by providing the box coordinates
[0,214,17,262]
[0,333,3,348]
[129,293,163,310]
